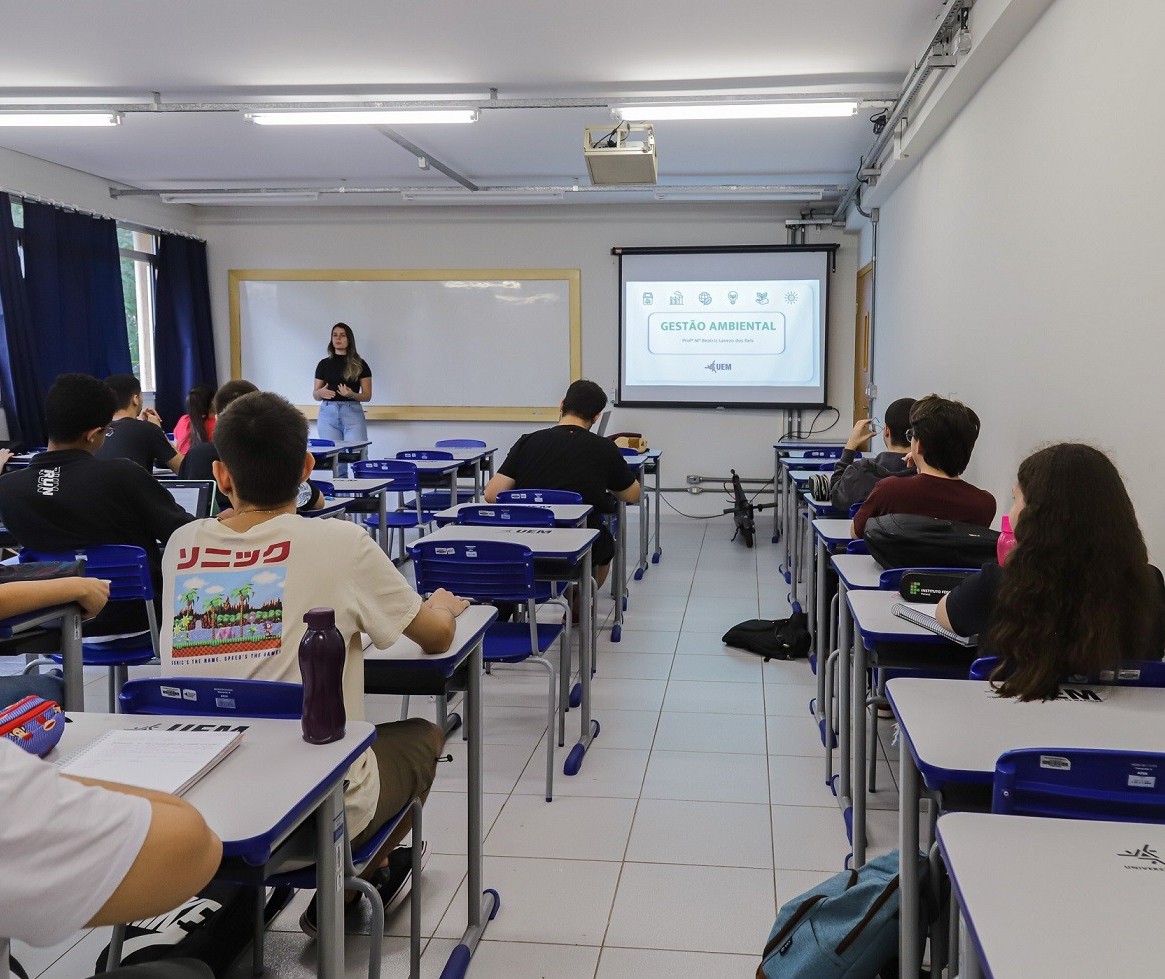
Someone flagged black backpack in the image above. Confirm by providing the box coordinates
[863,513,998,570]
[722,612,811,661]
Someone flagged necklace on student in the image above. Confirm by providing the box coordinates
[217,507,291,522]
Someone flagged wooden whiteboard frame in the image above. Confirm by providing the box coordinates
[228,267,582,421]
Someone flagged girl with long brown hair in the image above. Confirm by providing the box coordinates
[938,443,1165,701]
[312,322,372,443]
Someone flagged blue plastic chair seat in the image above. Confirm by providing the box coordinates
[363,511,437,529]
[483,622,565,663]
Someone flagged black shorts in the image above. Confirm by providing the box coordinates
[592,525,616,567]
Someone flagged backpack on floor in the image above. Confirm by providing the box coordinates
[863,514,998,571]
[722,612,810,661]
[758,850,926,978]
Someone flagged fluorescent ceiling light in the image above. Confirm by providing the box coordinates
[401,190,564,205]
[246,109,477,126]
[614,102,858,122]
[0,111,121,127]
[160,191,321,205]
[653,189,825,201]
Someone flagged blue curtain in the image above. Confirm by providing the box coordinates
[0,200,46,446]
[153,235,217,427]
[21,202,132,392]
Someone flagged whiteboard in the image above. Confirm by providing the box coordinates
[229,269,581,421]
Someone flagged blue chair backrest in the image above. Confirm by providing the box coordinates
[308,438,335,447]
[845,540,869,555]
[802,448,843,459]
[410,539,538,603]
[351,459,421,491]
[20,544,153,602]
[456,504,555,527]
[993,748,1165,822]
[435,439,486,448]
[848,501,864,519]
[876,567,976,591]
[120,676,303,719]
[497,488,584,505]
[397,450,454,461]
[619,447,640,457]
[970,655,1165,687]
[312,480,335,498]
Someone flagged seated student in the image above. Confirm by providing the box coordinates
[180,379,325,514]
[851,394,995,538]
[937,443,1165,700]
[1,736,222,979]
[830,397,916,513]
[160,391,468,937]
[0,374,195,637]
[484,379,640,587]
[0,574,110,707]
[96,373,183,474]
[172,384,216,456]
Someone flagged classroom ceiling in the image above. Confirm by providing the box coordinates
[0,0,951,209]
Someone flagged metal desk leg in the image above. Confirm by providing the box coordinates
[634,478,649,579]
[61,608,84,713]
[836,591,853,847]
[899,743,922,979]
[443,636,499,978]
[811,541,827,745]
[610,501,627,641]
[315,785,346,979]
[377,490,389,556]
[565,549,599,775]
[851,627,867,866]
[651,455,662,563]
[826,584,849,784]
[772,448,782,544]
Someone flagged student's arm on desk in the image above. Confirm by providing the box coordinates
[484,472,516,503]
[62,775,223,927]
[614,481,641,505]
[0,577,110,621]
[403,589,471,653]
[935,595,953,631]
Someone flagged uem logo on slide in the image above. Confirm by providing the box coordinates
[705,361,732,373]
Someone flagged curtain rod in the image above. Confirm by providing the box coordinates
[1,187,205,242]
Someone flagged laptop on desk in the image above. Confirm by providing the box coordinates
[160,480,216,518]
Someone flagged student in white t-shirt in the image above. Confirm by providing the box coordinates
[0,738,221,974]
[159,390,469,938]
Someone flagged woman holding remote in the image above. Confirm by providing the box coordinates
[313,322,372,443]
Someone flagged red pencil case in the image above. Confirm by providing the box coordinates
[0,695,65,756]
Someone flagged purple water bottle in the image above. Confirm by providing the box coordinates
[299,607,346,744]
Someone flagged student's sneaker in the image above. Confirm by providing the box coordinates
[298,842,430,938]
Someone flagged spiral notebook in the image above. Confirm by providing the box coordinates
[58,728,244,795]
[890,602,978,647]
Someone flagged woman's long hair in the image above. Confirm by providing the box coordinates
[989,443,1155,701]
[186,384,215,445]
[327,322,363,384]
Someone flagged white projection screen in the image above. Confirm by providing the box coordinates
[616,245,836,408]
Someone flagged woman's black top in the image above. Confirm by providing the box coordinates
[315,355,371,402]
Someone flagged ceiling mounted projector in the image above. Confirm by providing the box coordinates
[583,124,657,185]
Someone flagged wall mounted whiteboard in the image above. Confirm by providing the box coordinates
[228,269,581,421]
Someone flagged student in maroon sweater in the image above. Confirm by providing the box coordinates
[851,393,995,538]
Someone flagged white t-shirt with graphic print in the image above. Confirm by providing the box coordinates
[160,514,423,837]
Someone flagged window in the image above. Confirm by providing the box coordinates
[117,227,158,391]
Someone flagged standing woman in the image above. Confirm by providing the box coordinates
[313,322,372,442]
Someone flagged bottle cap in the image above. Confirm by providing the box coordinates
[303,607,336,630]
[1000,514,1012,533]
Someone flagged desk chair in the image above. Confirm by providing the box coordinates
[396,450,475,510]
[497,489,583,506]
[117,677,422,979]
[349,460,434,561]
[993,748,1165,822]
[969,656,1165,686]
[434,439,486,449]
[19,545,160,711]
[411,539,564,801]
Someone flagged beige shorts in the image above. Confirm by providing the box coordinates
[351,717,443,850]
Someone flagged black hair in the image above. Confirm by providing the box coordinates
[103,373,142,412]
[561,379,607,423]
[212,391,307,507]
[45,373,118,443]
[185,384,215,445]
[908,394,981,477]
[211,379,259,416]
[883,397,916,447]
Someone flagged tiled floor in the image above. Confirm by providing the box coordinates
[9,514,907,978]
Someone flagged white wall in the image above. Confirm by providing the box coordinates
[198,204,859,516]
[870,0,1165,558]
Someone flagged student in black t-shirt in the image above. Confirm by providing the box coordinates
[485,379,640,586]
[313,322,372,444]
[0,373,194,636]
[94,373,183,474]
[936,443,1165,701]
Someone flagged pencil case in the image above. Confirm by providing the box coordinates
[0,695,65,756]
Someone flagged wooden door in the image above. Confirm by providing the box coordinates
[853,262,874,423]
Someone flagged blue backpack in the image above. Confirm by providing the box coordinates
[758,851,924,978]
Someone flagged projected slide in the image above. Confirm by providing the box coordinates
[624,279,819,387]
